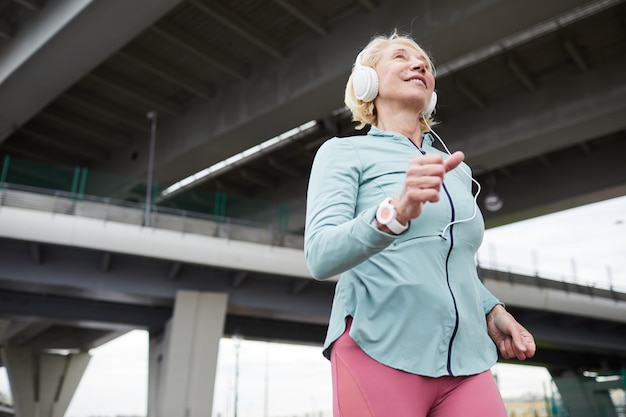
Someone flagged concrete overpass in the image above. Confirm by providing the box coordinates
[0,186,625,416]
[0,0,625,415]
[0,0,624,229]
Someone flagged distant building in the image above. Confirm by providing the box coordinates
[503,397,550,417]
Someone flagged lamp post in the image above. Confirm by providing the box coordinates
[232,333,243,417]
[264,342,269,417]
[145,111,157,226]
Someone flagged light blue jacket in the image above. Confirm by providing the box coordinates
[304,126,501,377]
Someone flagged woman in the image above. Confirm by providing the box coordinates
[304,31,536,417]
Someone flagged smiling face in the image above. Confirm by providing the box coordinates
[373,41,435,115]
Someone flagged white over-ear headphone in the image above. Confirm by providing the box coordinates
[352,51,437,118]
[353,52,379,102]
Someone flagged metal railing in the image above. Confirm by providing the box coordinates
[476,245,626,294]
[0,182,304,250]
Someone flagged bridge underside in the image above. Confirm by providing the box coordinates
[0,0,624,230]
[0,196,625,415]
[0,236,624,376]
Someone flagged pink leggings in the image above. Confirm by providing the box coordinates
[330,320,507,417]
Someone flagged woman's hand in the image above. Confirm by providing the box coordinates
[393,151,465,223]
[487,304,536,360]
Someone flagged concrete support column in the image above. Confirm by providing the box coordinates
[0,347,90,417]
[552,373,619,417]
[148,290,228,417]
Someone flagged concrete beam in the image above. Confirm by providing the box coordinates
[0,0,185,142]
[100,0,598,185]
[480,129,626,226]
[0,205,311,278]
[438,55,626,171]
[483,277,626,327]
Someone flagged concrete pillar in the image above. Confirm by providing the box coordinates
[552,373,619,417]
[149,290,228,417]
[1,347,90,417]
[147,328,166,417]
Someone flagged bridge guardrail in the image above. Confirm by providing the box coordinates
[0,182,304,250]
[477,245,626,295]
[477,266,626,303]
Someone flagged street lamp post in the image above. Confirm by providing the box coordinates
[233,334,243,417]
[145,111,157,227]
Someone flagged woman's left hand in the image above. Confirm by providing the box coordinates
[486,304,536,360]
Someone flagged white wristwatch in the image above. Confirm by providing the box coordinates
[375,198,409,235]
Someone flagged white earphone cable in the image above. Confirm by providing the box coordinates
[423,119,482,239]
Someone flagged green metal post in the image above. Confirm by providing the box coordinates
[214,192,225,221]
[278,203,289,232]
[70,166,81,197]
[151,180,158,211]
[0,155,9,186]
[78,167,88,200]
[220,192,227,219]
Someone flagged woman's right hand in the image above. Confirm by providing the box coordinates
[392,151,464,223]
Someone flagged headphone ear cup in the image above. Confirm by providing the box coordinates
[422,91,437,118]
[353,64,379,102]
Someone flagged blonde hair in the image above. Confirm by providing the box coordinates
[344,30,437,133]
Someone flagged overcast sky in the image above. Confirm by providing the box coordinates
[478,194,626,291]
[1,195,624,417]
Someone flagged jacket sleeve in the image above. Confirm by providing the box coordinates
[479,280,503,314]
[304,138,398,280]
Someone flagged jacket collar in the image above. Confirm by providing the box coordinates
[368,125,434,148]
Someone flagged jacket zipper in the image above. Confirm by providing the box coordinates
[442,183,460,376]
[408,137,460,376]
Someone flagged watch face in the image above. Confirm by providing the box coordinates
[379,206,392,221]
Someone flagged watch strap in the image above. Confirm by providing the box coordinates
[386,215,409,234]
